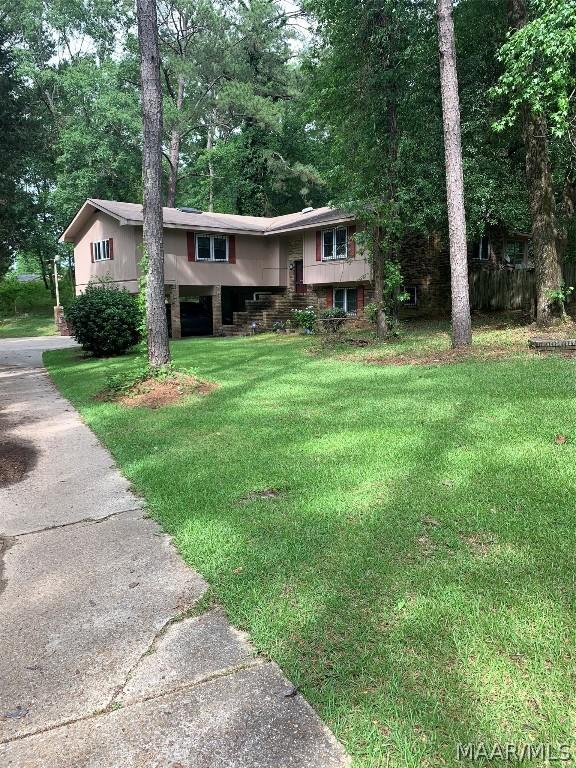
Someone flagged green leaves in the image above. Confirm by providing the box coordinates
[65,281,142,356]
[493,0,576,138]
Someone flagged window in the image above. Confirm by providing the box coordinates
[334,287,358,314]
[322,227,348,261]
[504,239,525,267]
[196,233,229,262]
[213,236,227,261]
[472,237,489,261]
[92,239,110,261]
[403,285,417,306]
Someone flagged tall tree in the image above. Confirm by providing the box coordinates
[157,0,225,207]
[306,0,438,337]
[494,0,575,324]
[204,0,321,216]
[0,27,33,278]
[137,0,171,367]
[436,0,472,348]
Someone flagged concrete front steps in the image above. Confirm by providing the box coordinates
[221,292,313,336]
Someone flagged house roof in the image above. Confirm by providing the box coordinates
[59,199,354,243]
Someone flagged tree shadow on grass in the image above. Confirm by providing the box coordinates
[46,340,576,767]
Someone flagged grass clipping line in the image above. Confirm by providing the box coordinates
[96,369,217,409]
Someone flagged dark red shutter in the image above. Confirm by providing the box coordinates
[315,231,322,261]
[187,231,195,261]
[357,286,364,314]
[228,235,236,263]
[348,225,356,258]
[90,242,94,263]
[325,287,333,308]
[108,237,114,260]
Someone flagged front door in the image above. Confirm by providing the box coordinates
[294,260,305,293]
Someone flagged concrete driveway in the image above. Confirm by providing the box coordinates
[0,337,349,768]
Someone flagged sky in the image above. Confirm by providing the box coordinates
[279,0,312,51]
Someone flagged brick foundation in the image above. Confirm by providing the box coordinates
[54,305,71,336]
[212,285,223,335]
[167,286,181,339]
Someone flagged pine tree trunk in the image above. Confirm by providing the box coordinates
[166,76,185,208]
[436,0,472,348]
[137,0,170,368]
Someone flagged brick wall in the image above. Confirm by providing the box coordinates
[301,226,534,319]
[54,305,71,336]
[398,232,451,315]
[285,236,304,295]
[212,285,222,335]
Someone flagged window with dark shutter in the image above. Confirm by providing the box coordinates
[195,233,230,262]
[321,227,349,261]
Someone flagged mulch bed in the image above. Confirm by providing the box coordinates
[97,375,217,409]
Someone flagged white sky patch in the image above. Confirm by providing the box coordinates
[279,0,311,52]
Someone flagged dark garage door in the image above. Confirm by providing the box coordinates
[166,296,213,337]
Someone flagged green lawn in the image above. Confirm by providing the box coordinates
[45,327,576,768]
[0,311,56,338]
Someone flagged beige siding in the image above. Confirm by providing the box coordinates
[135,230,287,287]
[74,213,139,294]
[302,230,371,286]
[74,217,369,294]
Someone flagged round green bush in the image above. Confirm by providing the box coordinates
[65,282,142,356]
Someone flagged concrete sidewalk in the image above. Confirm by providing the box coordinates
[0,337,349,768]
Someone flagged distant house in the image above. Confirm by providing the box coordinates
[60,198,535,336]
[16,273,42,283]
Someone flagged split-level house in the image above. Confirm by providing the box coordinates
[60,199,536,336]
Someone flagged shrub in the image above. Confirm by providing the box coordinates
[547,284,574,319]
[319,306,347,333]
[0,274,73,316]
[65,281,142,356]
[291,306,316,333]
[365,262,410,328]
[364,302,401,337]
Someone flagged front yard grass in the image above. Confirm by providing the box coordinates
[45,322,576,768]
[0,311,56,338]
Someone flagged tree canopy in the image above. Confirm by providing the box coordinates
[2,0,575,301]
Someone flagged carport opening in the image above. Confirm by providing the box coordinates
[167,296,213,337]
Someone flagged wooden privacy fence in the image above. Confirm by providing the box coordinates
[469,263,576,312]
